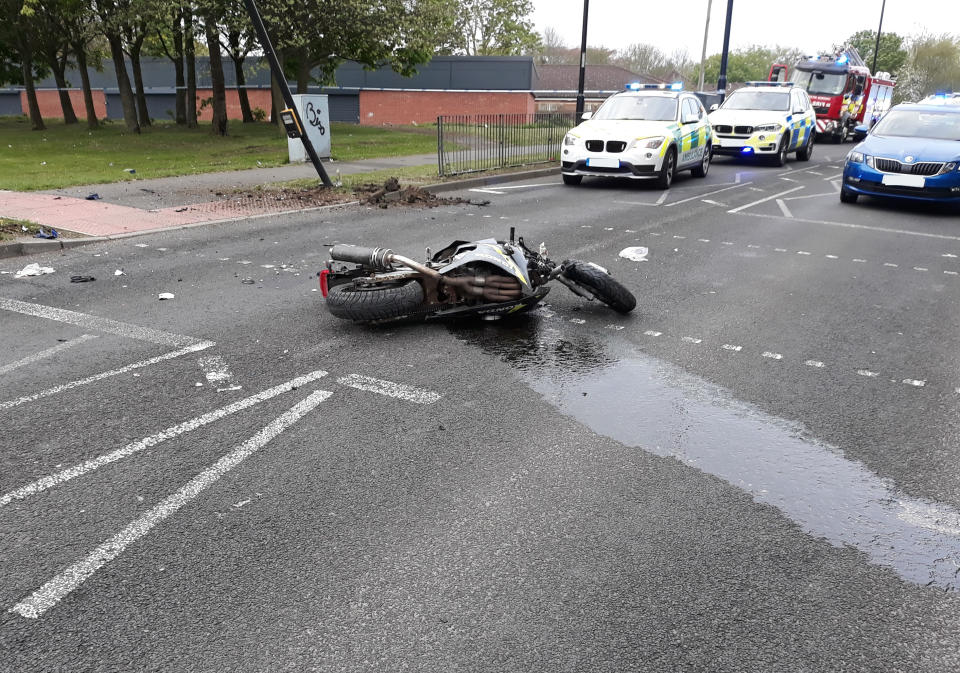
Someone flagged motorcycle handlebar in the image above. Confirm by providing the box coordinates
[329,245,394,269]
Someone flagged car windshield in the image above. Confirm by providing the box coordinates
[722,91,790,111]
[593,96,678,121]
[871,109,960,141]
[795,70,846,96]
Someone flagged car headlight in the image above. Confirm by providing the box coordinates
[940,162,959,174]
[563,133,579,146]
[754,123,781,132]
[628,136,665,151]
[848,151,865,164]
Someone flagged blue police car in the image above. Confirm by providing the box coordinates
[841,101,960,204]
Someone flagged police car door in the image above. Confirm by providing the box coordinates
[679,98,707,167]
[790,90,814,149]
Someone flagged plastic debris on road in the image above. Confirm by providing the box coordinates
[15,263,55,278]
[619,246,649,262]
[123,168,136,174]
[158,292,175,300]
[114,269,125,276]
[33,227,58,239]
[85,193,101,200]
[70,275,96,283]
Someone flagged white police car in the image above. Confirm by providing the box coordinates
[560,83,713,189]
[708,82,816,166]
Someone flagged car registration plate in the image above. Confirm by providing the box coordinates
[586,157,620,168]
[881,173,926,188]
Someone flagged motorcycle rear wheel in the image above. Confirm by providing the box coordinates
[564,262,637,313]
[326,280,424,322]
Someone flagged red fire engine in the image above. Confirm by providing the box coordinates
[768,46,895,142]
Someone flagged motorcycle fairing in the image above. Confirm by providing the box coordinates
[426,285,550,320]
[436,238,532,289]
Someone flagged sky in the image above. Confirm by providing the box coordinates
[530,0,960,59]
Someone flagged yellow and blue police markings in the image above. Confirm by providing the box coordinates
[788,113,815,150]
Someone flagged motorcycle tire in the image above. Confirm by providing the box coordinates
[326,280,424,322]
[563,262,637,314]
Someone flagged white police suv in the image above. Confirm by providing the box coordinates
[560,83,713,189]
[708,82,816,166]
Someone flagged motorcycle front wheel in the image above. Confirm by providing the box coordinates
[326,280,425,322]
[563,262,637,314]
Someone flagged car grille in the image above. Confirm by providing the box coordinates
[586,140,604,152]
[874,158,943,176]
[734,125,753,135]
[606,140,626,153]
[714,124,733,134]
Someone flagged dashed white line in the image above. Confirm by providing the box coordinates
[884,263,899,267]
[945,270,958,276]
[914,267,928,272]
[0,370,329,507]
[797,251,812,255]
[852,258,867,263]
[468,188,506,195]
[857,369,879,378]
[605,324,625,330]
[701,199,725,206]
[943,253,958,258]
[747,244,761,249]
[903,379,926,387]
[0,298,202,347]
[10,388,333,619]
[762,352,783,360]
[774,248,788,252]
[805,360,825,368]
[681,336,702,344]
[656,191,670,205]
[0,342,215,411]
[721,344,742,352]
[337,374,441,405]
[0,335,98,376]
[776,199,793,218]
[570,318,586,324]
[826,254,839,259]
[664,182,752,207]
[697,238,711,243]
[644,330,663,337]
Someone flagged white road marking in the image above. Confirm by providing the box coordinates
[673,235,686,239]
[604,324,625,330]
[697,238,710,243]
[0,298,202,347]
[914,267,928,272]
[569,318,586,324]
[797,251,812,255]
[782,191,840,201]
[10,389,332,619]
[721,241,734,246]
[656,191,670,205]
[762,352,783,360]
[735,172,745,184]
[644,330,663,337]
[943,253,958,258]
[468,188,506,195]
[779,177,798,183]
[0,342,215,411]
[491,183,555,191]
[805,360,825,368]
[853,258,867,263]
[945,270,958,276]
[721,344,742,352]
[898,500,960,537]
[613,200,660,207]
[747,244,760,248]
[0,370,329,507]
[728,186,804,213]
[0,335,98,376]
[823,173,844,180]
[774,248,788,252]
[737,212,960,242]
[681,336,702,344]
[903,379,926,387]
[829,179,841,193]
[701,199,725,206]
[198,355,234,383]
[664,182,751,207]
[884,263,898,267]
[826,254,839,259]
[337,374,441,405]
[776,199,793,218]
[857,370,879,378]
[806,170,824,176]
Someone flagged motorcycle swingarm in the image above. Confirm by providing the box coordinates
[425,286,550,320]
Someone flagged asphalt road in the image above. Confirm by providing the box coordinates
[2,145,960,671]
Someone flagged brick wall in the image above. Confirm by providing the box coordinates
[195,88,273,121]
[359,91,535,125]
[22,89,107,120]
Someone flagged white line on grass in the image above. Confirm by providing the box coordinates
[0,298,201,347]
[0,342,215,411]
[0,370,329,508]
[0,335,98,376]
[337,374,441,405]
[10,389,332,619]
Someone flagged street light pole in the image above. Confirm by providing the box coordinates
[242,0,333,186]
[716,0,734,100]
[872,0,887,73]
[575,0,589,119]
[698,0,713,92]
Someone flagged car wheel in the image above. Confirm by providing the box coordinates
[691,147,711,178]
[796,133,814,161]
[562,174,582,186]
[840,187,858,204]
[655,147,676,189]
[772,135,789,167]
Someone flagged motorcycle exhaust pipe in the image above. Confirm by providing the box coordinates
[329,245,395,270]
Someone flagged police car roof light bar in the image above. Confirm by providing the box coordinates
[745,81,794,87]
[626,82,672,91]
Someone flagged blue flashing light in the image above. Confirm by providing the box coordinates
[670,81,683,91]
[835,53,849,65]
[626,82,641,91]
[740,147,754,155]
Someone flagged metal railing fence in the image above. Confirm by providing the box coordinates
[437,113,576,176]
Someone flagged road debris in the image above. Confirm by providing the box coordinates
[70,275,96,283]
[33,227,58,239]
[15,263,55,278]
[158,292,175,300]
[85,193,101,201]
[619,246,649,262]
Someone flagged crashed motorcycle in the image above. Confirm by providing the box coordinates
[318,229,636,323]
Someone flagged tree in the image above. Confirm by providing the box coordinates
[838,29,907,76]
[147,5,188,124]
[31,0,79,123]
[534,26,571,64]
[93,0,140,133]
[616,43,670,77]
[1,0,46,129]
[62,0,104,129]
[444,0,539,56]
[200,7,227,135]
[698,45,807,88]
[896,34,960,103]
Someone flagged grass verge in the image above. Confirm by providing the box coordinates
[0,117,440,191]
